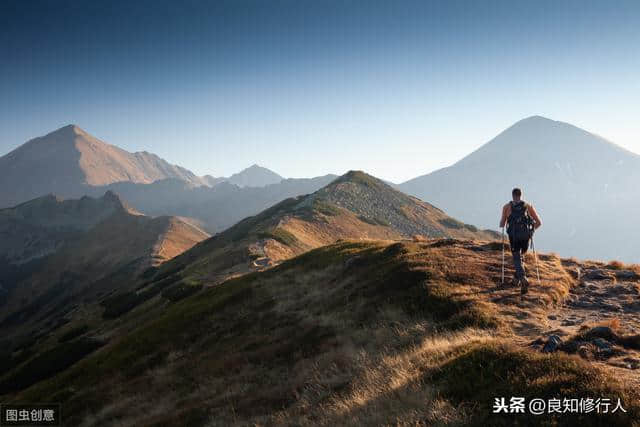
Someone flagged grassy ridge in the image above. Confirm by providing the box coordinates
[8,240,640,425]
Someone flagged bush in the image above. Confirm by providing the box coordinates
[358,215,390,226]
[258,228,298,246]
[313,201,342,216]
[439,217,464,229]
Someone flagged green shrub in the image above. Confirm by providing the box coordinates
[464,223,478,232]
[313,200,342,216]
[258,228,298,246]
[439,217,465,229]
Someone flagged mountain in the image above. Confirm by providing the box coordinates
[0,192,209,342]
[0,126,325,232]
[3,172,640,425]
[0,191,129,265]
[0,125,206,208]
[200,174,226,187]
[86,174,339,233]
[226,164,283,187]
[400,116,640,262]
[146,171,498,286]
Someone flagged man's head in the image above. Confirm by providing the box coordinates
[512,188,522,201]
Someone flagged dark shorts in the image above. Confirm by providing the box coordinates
[509,237,529,254]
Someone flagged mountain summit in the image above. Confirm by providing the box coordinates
[226,164,283,187]
[158,170,496,285]
[0,125,205,207]
[400,116,640,261]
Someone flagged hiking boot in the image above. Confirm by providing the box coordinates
[520,277,530,295]
[511,274,519,287]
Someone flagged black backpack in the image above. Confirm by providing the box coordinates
[507,201,534,241]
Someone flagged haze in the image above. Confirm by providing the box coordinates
[1,0,639,182]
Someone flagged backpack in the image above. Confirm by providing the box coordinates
[507,201,534,241]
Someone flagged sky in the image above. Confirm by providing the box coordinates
[1,0,639,183]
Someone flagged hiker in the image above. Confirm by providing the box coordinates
[499,188,542,294]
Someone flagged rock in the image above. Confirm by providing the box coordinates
[597,347,613,358]
[577,344,592,359]
[542,335,562,353]
[547,315,558,320]
[615,270,639,281]
[584,326,616,341]
[592,338,611,350]
[623,357,640,369]
[584,269,613,281]
[531,337,545,346]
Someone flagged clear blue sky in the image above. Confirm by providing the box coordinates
[1,0,639,182]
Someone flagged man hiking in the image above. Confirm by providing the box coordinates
[499,188,542,294]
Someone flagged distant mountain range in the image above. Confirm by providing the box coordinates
[0,125,286,208]
[84,174,337,233]
[2,117,639,261]
[0,125,204,207]
[400,116,640,263]
[202,164,283,188]
[0,126,324,232]
[0,191,209,342]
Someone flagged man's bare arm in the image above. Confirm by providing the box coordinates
[528,204,542,229]
[499,204,509,228]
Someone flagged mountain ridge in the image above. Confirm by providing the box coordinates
[154,170,497,287]
[0,125,207,207]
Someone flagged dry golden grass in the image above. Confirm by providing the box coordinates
[8,239,640,426]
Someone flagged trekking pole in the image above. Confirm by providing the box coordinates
[501,227,505,286]
[531,234,541,285]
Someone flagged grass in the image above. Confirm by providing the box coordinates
[7,239,636,426]
[0,337,105,395]
[332,170,385,189]
[357,215,390,227]
[313,200,343,217]
[161,282,203,302]
[257,228,298,246]
[432,342,640,426]
[439,217,479,232]
[58,324,90,343]
[101,272,183,318]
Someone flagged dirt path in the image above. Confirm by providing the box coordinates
[482,251,640,386]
